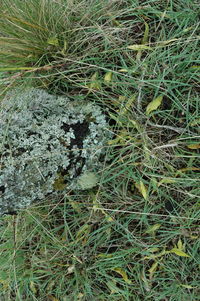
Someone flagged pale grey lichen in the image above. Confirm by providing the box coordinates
[0,88,110,214]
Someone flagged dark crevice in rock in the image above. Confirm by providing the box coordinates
[61,120,90,150]
[59,120,90,178]
[0,186,5,194]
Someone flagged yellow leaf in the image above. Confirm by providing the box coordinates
[53,173,67,191]
[87,72,101,91]
[61,40,68,55]
[137,22,150,60]
[67,265,75,274]
[106,280,120,294]
[177,239,184,251]
[176,167,200,173]
[146,224,161,234]
[107,13,122,27]
[118,68,128,72]
[0,279,9,290]
[47,296,59,301]
[190,235,198,239]
[148,247,160,253]
[135,181,148,200]
[91,71,98,81]
[118,95,126,102]
[190,65,200,69]
[97,253,114,258]
[146,95,163,115]
[129,119,140,131]
[183,26,194,33]
[180,284,195,289]
[112,19,122,27]
[104,71,113,83]
[157,38,179,46]
[68,198,81,213]
[76,224,91,240]
[142,22,149,45]
[127,44,153,51]
[158,178,176,186]
[190,118,200,126]
[45,278,55,293]
[0,67,36,71]
[141,270,151,292]
[143,249,170,260]
[187,143,200,149]
[120,94,136,115]
[155,12,171,19]
[108,112,122,126]
[107,137,121,145]
[47,37,59,46]
[112,268,131,284]
[29,281,37,294]
[77,292,84,300]
[92,198,113,222]
[106,216,114,222]
[170,248,190,257]
[148,262,158,279]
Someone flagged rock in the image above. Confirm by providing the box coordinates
[0,88,110,215]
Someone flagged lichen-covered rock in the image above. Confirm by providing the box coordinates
[0,88,110,214]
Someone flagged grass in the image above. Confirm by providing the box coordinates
[0,0,200,300]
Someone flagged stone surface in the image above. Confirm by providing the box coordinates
[0,88,110,214]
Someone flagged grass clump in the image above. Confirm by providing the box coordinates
[0,0,128,69]
[0,0,200,300]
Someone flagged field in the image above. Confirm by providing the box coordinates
[0,0,199,300]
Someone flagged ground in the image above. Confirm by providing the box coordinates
[0,0,199,300]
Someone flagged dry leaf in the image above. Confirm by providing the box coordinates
[137,22,149,60]
[47,37,59,46]
[143,249,170,260]
[118,68,129,72]
[87,72,101,91]
[190,118,200,126]
[135,181,148,200]
[120,94,136,115]
[176,167,200,173]
[104,71,112,83]
[67,265,75,274]
[177,239,184,251]
[187,143,200,149]
[170,248,190,257]
[30,281,37,294]
[141,270,151,292]
[47,296,59,301]
[146,224,161,234]
[148,262,158,280]
[146,95,163,115]
[127,44,153,51]
[157,38,179,46]
[142,22,149,45]
[106,280,120,294]
[158,178,176,186]
[112,267,131,284]
[180,284,195,289]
